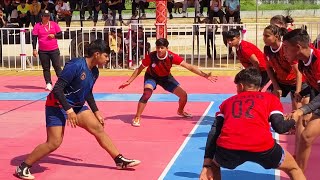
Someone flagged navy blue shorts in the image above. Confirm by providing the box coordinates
[45,106,89,127]
[144,73,180,93]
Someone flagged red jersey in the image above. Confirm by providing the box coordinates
[236,40,267,71]
[142,51,183,77]
[264,44,297,85]
[298,48,320,91]
[216,91,283,152]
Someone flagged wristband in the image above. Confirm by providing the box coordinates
[203,164,212,168]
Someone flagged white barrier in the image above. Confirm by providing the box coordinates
[0,22,319,71]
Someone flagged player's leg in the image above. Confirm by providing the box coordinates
[133,79,156,126]
[277,149,306,180]
[16,107,66,180]
[296,116,320,172]
[76,108,140,169]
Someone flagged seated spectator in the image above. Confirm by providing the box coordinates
[132,0,148,19]
[17,0,31,28]
[182,0,201,18]
[199,0,210,17]
[92,0,106,28]
[208,0,224,24]
[167,0,174,19]
[0,9,8,28]
[55,0,72,28]
[109,29,122,68]
[41,0,55,21]
[225,0,240,24]
[3,0,13,19]
[106,0,122,21]
[29,0,41,26]
[122,13,139,32]
[80,0,93,20]
[9,8,19,23]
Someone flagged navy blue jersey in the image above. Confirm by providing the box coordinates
[46,58,99,108]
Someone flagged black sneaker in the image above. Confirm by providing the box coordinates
[114,154,141,169]
[15,163,35,180]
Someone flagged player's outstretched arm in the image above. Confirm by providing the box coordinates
[119,65,145,89]
[179,61,217,83]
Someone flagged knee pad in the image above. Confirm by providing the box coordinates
[139,88,153,103]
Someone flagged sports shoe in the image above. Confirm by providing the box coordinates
[15,163,35,180]
[45,83,53,91]
[114,154,141,169]
[132,117,140,127]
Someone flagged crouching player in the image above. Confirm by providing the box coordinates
[199,67,305,180]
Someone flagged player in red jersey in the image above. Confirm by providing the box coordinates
[119,38,217,127]
[199,67,305,180]
[264,24,311,158]
[283,29,320,174]
[270,15,294,32]
[225,29,269,89]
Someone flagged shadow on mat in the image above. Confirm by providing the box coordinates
[5,85,44,90]
[173,170,288,179]
[106,114,201,124]
[11,153,131,175]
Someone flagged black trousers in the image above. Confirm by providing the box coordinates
[38,49,61,84]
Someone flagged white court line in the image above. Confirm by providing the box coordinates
[274,133,280,180]
[158,102,214,180]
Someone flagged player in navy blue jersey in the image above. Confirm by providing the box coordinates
[15,39,140,180]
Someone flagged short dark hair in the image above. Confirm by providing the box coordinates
[283,28,310,48]
[87,39,110,57]
[270,15,294,27]
[225,29,241,39]
[155,38,169,47]
[234,67,262,87]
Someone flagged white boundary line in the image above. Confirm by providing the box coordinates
[158,101,214,180]
[274,133,280,180]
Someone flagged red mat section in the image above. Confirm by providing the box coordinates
[0,76,236,93]
[0,101,209,180]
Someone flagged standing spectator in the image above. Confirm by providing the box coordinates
[0,9,7,64]
[225,0,240,24]
[32,10,62,91]
[200,15,217,59]
[17,0,31,28]
[29,0,41,26]
[55,0,72,28]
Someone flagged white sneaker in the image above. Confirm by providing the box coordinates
[45,83,53,91]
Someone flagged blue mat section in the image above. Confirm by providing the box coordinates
[0,92,291,103]
[162,101,277,180]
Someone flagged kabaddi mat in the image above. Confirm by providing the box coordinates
[0,76,319,180]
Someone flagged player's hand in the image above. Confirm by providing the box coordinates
[288,109,304,122]
[272,89,282,99]
[199,167,214,180]
[294,91,302,102]
[66,109,77,128]
[119,81,130,89]
[94,111,105,127]
[204,72,218,83]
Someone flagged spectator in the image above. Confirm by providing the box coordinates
[106,0,123,21]
[80,0,93,20]
[0,9,7,28]
[17,0,31,28]
[199,0,209,17]
[167,0,174,19]
[3,0,13,19]
[208,0,225,24]
[182,0,201,18]
[55,0,72,28]
[225,0,240,24]
[92,0,106,28]
[32,10,62,91]
[122,13,139,32]
[132,0,148,19]
[199,16,218,59]
[29,0,41,26]
[41,0,55,21]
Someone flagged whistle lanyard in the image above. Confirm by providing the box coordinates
[43,22,51,33]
